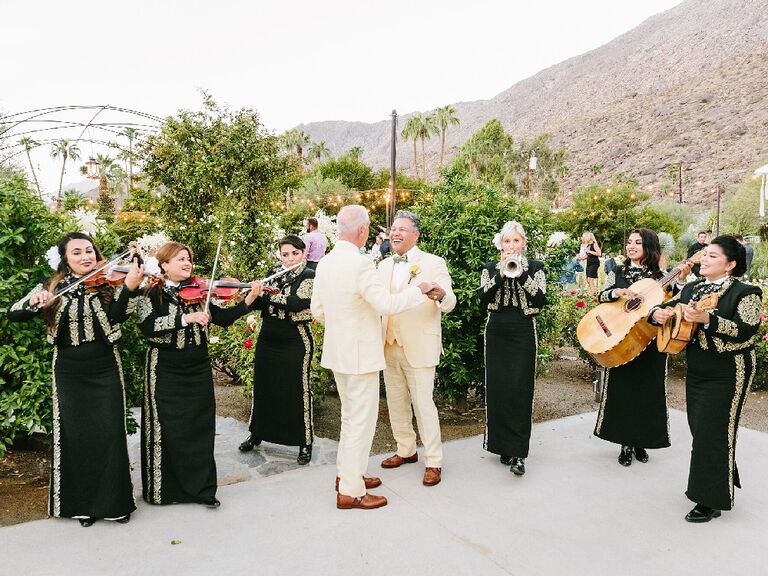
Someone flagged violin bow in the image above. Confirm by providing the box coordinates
[203,235,224,316]
[31,248,132,311]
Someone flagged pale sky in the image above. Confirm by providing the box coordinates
[1,0,682,195]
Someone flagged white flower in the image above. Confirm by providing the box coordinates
[493,233,502,250]
[136,232,170,256]
[208,336,220,344]
[143,256,162,276]
[546,232,569,247]
[246,315,258,326]
[44,246,61,270]
[68,208,106,235]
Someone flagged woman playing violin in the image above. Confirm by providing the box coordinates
[239,235,316,464]
[137,241,262,508]
[594,229,691,468]
[651,236,762,523]
[7,232,142,527]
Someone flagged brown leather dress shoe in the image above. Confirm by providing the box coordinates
[423,467,442,486]
[336,492,388,510]
[335,476,382,491]
[381,453,418,469]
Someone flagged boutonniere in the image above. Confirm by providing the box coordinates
[408,263,420,284]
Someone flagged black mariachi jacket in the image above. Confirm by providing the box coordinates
[599,264,665,303]
[137,280,249,349]
[479,257,547,317]
[7,277,134,346]
[250,265,314,325]
[652,277,763,356]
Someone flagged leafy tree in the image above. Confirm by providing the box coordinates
[62,189,87,211]
[435,105,460,167]
[95,153,117,219]
[50,139,81,210]
[141,95,302,277]
[315,150,375,191]
[281,129,311,164]
[413,168,554,405]
[556,182,680,252]
[346,146,364,162]
[0,168,68,455]
[121,127,139,190]
[18,137,42,197]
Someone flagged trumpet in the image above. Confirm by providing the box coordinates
[500,253,524,278]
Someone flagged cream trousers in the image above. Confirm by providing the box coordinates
[383,342,443,468]
[333,370,379,497]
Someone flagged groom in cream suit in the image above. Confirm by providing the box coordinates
[311,205,434,510]
[377,211,456,486]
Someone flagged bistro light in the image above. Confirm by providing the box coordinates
[85,157,99,179]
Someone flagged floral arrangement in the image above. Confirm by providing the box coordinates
[135,231,170,256]
[408,263,420,284]
[68,208,107,235]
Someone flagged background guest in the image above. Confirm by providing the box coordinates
[303,217,327,270]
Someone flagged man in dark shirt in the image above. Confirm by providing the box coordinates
[734,235,754,280]
[686,231,709,276]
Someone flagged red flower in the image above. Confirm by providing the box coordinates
[570,290,578,295]
[244,326,253,333]
[576,300,586,308]
[244,337,253,350]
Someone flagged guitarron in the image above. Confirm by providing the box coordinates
[576,249,703,368]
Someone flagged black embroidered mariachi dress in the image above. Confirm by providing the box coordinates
[653,277,762,510]
[594,264,671,450]
[248,265,315,447]
[8,279,136,519]
[137,281,250,505]
[480,258,547,458]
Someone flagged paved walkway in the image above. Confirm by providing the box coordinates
[3,410,768,575]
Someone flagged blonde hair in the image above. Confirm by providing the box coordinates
[493,221,528,250]
[582,232,596,244]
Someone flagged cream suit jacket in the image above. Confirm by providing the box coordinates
[311,240,426,375]
[377,246,457,368]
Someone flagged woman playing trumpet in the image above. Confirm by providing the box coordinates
[137,241,263,508]
[480,221,547,476]
[7,232,142,527]
[651,236,762,523]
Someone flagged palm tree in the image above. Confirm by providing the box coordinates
[121,127,138,191]
[346,146,363,162]
[401,116,421,178]
[308,141,330,164]
[417,113,439,179]
[50,139,81,210]
[95,154,117,216]
[281,130,311,164]
[435,106,460,167]
[19,137,42,197]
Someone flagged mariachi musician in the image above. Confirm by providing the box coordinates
[136,241,262,509]
[651,235,762,523]
[593,228,691,467]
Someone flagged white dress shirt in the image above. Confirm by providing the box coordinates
[391,247,418,289]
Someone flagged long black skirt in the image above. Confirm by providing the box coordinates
[594,345,670,449]
[249,317,313,446]
[484,310,537,458]
[51,342,135,519]
[685,345,754,510]
[142,345,217,504]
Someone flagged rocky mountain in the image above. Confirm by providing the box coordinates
[297,0,768,204]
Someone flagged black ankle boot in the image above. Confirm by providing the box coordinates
[510,457,526,476]
[634,447,649,463]
[297,444,312,465]
[500,455,512,465]
[685,504,721,523]
[78,517,96,527]
[238,434,261,452]
[618,445,633,467]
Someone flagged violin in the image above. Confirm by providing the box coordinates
[177,264,301,305]
[83,262,162,290]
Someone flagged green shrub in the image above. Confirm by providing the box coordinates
[0,169,67,456]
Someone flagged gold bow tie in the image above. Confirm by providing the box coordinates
[392,255,408,264]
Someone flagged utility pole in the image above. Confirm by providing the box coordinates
[715,184,723,236]
[387,109,397,229]
[678,163,683,204]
